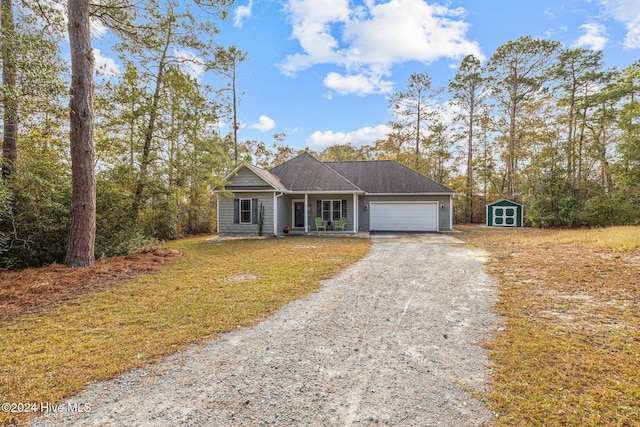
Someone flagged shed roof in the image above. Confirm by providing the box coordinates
[486,198,523,207]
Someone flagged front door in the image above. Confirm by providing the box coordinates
[293,201,305,228]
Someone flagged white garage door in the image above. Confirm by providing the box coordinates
[370,202,438,231]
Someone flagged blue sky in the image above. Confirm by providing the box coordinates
[95,0,640,152]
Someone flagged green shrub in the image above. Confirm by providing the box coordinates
[578,192,640,227]
[95,167,159,258]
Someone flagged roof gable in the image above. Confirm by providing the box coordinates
[270,152,361,192]
[223,163,287,191]
[486,199,523,207]
[326,160,454,194]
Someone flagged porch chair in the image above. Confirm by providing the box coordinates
[314,217,327,231]
[334,216,347,231]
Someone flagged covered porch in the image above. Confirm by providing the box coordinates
[277,192,361,235]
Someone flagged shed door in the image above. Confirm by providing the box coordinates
[370,202,438,231]
[492,206,517,226]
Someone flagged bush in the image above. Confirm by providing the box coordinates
[0,165,72,269]
[526,193,583,228]
[141,195,178,241]
[578,192,640,227]
[95,167,158,258]
[0,180,14,256]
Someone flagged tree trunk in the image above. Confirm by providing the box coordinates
[508,99,517,198]
[232,62,238,165]
[415,98,421,170]
[467,92,474,222]
[567,83,575,184]
[131,19,172,216]
[65,0,96,267]
[1,0,18,180]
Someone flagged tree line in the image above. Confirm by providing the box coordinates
[0,2,638,269]
[286,37,639,230]
[0,0,236,268]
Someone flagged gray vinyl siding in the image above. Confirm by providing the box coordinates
[218,193,276,236]
[232,167,271,186]
[276,194,289,235]
[359,195,452,231]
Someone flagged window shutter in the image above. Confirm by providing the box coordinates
[252,199,258,223]
[233,199,239,224]
[316,200,321,217]
[342,200,347,218]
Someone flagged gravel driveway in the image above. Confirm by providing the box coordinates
[32,233,499,427]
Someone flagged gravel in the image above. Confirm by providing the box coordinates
[31,233,499,427]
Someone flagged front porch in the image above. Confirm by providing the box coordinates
[281,229,369,238]
[278,192,361,236]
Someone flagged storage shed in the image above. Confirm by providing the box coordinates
[486,199,523,227]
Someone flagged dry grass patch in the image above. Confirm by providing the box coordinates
[0,248,182,322]
[0,236,370,426]
[457,225,640,426]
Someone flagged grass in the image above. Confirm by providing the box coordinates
[457,225,640,426]
[0,235,370,426]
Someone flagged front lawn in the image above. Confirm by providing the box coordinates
[458,225,640,426]
[0,236,370,426]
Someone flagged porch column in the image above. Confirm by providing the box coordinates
[273,192,279,235]
[304,193,309,232]
[353,193,358,232]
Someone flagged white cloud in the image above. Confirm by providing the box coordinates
[281,0,482,95]
[342,0,482,66]
[600,0,640,48]
[249,115,276,131]
[574,22,608,50]
[624,23,640,48]
[234,1,254,28]
[324,71,394,95]
[307,124,391,148]
[280,0,350,76]
[90,19,108,39]
[93,49,120,77]
[174,49,205,79]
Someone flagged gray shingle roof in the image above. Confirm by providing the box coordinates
[269,152,361,192]
[245,163,288,191]
[326,160,454,194]
[223,152,454,194]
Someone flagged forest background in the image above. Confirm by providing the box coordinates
[0,0,638,269]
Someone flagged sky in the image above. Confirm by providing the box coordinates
[95,0,640,152]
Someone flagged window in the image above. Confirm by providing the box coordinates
[332,200,342,221]
[239,199,252,224]
[320,200,345,222]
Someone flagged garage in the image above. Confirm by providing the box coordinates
[369,201,438,231]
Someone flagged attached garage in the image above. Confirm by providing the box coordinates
[369,201,438,231]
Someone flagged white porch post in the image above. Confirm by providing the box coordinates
[304,193,309,232]
[353,193,358,232]
[273,193,278,235]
